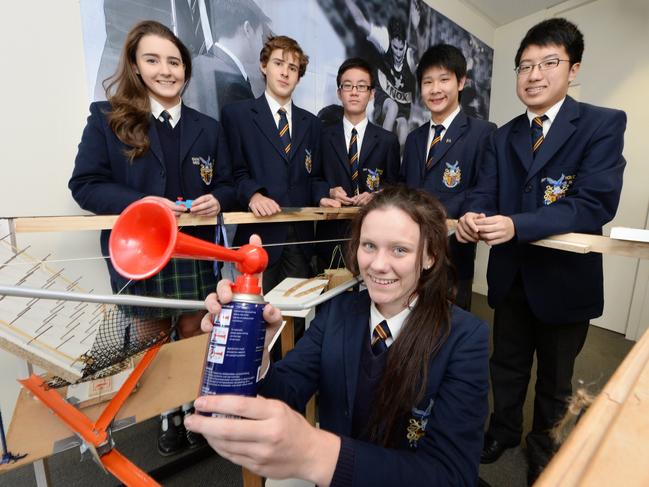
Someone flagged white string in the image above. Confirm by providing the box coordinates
[0,238,351,268]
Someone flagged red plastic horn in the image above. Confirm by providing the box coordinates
[109,199,267,283]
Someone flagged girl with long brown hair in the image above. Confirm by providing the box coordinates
[68,20,235,456]
[187,185,488,486]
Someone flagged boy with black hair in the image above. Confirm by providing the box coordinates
[316,57,400,271]
[456,18,626,483]
[221,35,338,292]
[401,43,496,311]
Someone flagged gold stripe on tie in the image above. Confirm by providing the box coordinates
[533,136,544,152]
[279,124,289,137]
[350,153,359,164]
[350,134,358,145]
[285,143,291,153]
[376,323,388,340]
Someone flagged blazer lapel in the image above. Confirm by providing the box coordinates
[431,111,467,166]
[147,118,164,167]
[179,105,203,163]
[510,115,534,174]
[330,122,350,176]
[359,122,379,165]
[413,123,429,179]
[252,96,288,161]
[343,292,371,416]
[525,97,579,183]
[290,104,308,162]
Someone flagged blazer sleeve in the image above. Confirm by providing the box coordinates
[384,133,401,185]
[461,130,500,217]
[340,318,489,487]
[257,300,332,411]
[220,104,267,207]
[68,103,147,215]
[308,118,330,204]
[210,122,238,211]
[512,110,626,242]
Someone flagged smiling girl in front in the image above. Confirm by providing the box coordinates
[188,185,489,486]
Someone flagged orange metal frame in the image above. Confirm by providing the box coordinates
[18,342,165,486]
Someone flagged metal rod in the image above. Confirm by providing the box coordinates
[0,277,362,313]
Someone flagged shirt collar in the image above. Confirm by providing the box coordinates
[213,41,248,80]
[369,300,413,345]
[431,105,460,132]
[527,97,565,125]
[343,116,368,139]
[265,91,292,119]
[150,97,182,128]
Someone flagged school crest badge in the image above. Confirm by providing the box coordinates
[407,398,434,449]
[442,161,461,188]
[541,173,575,205]
[304,149,312,174]
[199,156,213,185]
[364,168,383,192]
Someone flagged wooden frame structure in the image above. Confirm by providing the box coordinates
[2,207,649,486]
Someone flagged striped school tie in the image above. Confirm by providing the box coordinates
[425,124,445,171]
[278,108,291,156]
[531,115,548,157]
[349,128,360,196]
[371,320,392,356]
[160,110,173,131]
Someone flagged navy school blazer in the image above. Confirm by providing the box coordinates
[68,101,236,284]
[462,96,626,323]
[400,111,496,279]
[259,290,489,487]
[220,95,330,265]
[316,120,401,264]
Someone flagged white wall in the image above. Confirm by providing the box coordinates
[0,0,113,423]
[474,0,649,336]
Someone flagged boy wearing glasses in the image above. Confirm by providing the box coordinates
[315,58,400,271]
[400,44,496,311]
[456,18,626,483]
[221,35,337,292]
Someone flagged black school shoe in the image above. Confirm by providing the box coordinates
[183,408,207,449]
[157,411,186,456]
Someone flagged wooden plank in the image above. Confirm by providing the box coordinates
[12,207,359,233]
[10,212,649,260]
[1,334,209,472]
[536,325,649,486]
[533,232,649,259]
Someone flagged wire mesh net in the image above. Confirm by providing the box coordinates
[44,303,179,389]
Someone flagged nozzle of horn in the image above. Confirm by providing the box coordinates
[108,199,268,280]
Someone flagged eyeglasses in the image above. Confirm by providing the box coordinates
[515,59,570,75]
[339,82,372,92]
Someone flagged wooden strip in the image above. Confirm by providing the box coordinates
[533,232,649,259]
[10,213,649,260]
[12,208,359,233]
[536,325,649,485]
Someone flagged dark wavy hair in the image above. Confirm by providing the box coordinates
[103,20,192,161]
[346,185,453,446]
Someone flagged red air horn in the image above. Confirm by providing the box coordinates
[109,199,268,294]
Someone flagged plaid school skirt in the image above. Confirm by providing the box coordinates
[111,258,218,318]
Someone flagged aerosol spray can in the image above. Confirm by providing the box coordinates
[199,274,267,401]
